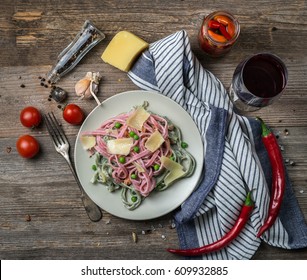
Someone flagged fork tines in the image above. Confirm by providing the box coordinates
[44,112,68,147]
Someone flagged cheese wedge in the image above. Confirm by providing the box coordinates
[161,156,185,186]
[101,31,149,72]
[107,138,133,155]
[126,106,150,131]
[145,130,165,152]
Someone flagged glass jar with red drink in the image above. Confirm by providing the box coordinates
[198,11,240,57]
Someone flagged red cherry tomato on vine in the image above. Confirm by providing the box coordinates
[20,106,42,128]
[16,135,40,158]
[63,104,85,125]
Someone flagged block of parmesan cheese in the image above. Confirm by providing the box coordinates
[101,31,149,72]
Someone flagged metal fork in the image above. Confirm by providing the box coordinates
[44,112,102,222]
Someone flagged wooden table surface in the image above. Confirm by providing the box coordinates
[1,0,307,260]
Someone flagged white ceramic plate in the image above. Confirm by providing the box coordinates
[74,90,204,220]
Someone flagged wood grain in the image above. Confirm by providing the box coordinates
[0,0,307,260]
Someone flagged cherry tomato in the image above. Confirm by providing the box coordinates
[20,106,42,128]
[63,104,85,125]
[16,135,40,158]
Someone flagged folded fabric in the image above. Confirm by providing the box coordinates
[128,30,307,259]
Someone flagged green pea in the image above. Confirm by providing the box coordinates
[131,196,137,202]
[92,164,97,171]
[129,131,136,137]
[114,122,122,129]
[133,134,139,140]
[133,146,140,153]
[131,173,137,179]
[119,156,126,164]
[181,141,188,149]
[153,164,160,171]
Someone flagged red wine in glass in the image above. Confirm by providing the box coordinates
[229,53,288,112]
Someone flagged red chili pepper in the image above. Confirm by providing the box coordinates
[219,24,232,40]
[167,192,254,256]
[256,118,286,238]
[208,20,221,29]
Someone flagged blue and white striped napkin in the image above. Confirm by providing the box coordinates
[128,30,307,259]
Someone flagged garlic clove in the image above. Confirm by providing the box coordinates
[75,78,91,97]
[84,85,92,99]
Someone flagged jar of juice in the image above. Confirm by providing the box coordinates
[198,11,240,57]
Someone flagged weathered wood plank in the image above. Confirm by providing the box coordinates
[1,0,307,260]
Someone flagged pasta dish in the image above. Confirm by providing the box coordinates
[81,102,196,210]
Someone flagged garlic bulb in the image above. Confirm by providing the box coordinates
[75,72,102,105]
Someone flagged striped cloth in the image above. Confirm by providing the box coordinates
[128,30,307,259]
